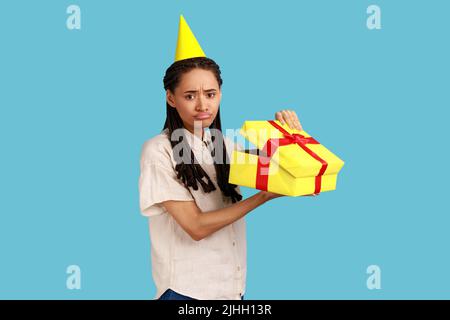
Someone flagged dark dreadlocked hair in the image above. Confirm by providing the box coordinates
[162,57,242,203]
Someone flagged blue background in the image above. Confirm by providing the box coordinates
[1,0,449,299]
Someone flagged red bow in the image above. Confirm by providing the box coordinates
[255,120,328,194]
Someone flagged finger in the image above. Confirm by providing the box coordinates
[290,110,303,131]
[281,110,294,129]
[288,110,301,130]
[279,110,289,126]
[287,110,298,130]
[275,111,285,125]
[286,110,298,130]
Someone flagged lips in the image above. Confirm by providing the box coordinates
[194,112,212,120]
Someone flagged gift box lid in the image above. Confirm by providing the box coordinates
[239,120,345,178]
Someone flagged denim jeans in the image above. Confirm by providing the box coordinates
[158,289,244,300]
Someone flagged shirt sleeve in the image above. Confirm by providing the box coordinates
[139,145,194,218]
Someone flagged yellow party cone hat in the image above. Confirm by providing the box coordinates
[174,15,206,62]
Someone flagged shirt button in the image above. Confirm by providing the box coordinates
[232,241,236,246]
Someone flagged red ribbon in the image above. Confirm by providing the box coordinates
[255,120,328,194]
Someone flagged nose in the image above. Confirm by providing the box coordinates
[195,94,208,112]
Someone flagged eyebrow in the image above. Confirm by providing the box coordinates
[183,89,217,94]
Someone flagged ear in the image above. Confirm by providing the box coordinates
[166,90,176,108]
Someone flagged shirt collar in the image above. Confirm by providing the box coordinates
[163,127,212,152]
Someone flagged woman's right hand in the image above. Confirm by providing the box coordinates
[259,191,319,201]
[259,191,285,202]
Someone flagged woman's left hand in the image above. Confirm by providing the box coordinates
[275,109,303,131]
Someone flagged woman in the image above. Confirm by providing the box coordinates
[138,17,303,300]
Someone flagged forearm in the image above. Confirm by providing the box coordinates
[195,192,269,240]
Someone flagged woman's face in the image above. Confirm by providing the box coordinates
[166,68,221,135]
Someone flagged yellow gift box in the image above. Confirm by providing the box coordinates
[228,120,345,196]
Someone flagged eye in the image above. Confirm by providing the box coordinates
[207,92,216,98]
[185,94,195,100]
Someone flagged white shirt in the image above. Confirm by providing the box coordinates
[138,127,246,300]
